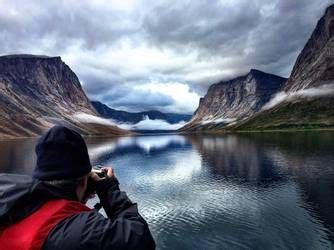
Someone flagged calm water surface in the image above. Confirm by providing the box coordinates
[1,132,334,249]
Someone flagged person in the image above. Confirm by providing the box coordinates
[0,126,155,250]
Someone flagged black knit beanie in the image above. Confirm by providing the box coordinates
[33,126,92,180]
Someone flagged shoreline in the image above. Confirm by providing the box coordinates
[2,127,334,141]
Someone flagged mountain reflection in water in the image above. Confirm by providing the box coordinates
[1,132,334,249]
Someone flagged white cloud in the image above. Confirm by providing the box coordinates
[296,84,334,97]
[93,0,137,11]
[118,116,186,130]
[73,112,117,126]
[262,84,334,110]
[135,82,200,113]
[262,92,288,110]
[74,111,187,131]
[200,117,236,125]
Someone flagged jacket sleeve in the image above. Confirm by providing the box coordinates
[44,178,155,250]
[95,177,133,219]
[95,177,155,249]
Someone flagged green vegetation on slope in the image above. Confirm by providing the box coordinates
[232,97,334,131]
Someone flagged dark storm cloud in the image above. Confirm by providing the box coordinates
[96,84,175,112]
[0,0,332,113]
[143,0,332,78]
[143,0,261,51]
[0,0,138,53]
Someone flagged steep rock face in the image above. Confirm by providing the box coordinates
[92,101,192,124]
[182,70,286,130]
[182,5,334,132]
[0,55,94,114]
[0,55,127,138]
[233,5,334,130]
[285,5,334,92]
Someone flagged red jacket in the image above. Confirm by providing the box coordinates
[0,199,91,250]
[0,175,155,250]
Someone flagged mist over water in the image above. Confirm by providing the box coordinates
[73,112,187,131]
[1,132,334,249]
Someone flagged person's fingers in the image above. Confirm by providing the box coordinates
[101,166,112,171]
[101,166,115,178]
[90,172,101,181]
[107,167,114,178]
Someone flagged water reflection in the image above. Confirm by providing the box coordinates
[0,138,36,174]
[189,135,286,184]
[0,132,334,249]
[86,135,189,165]
[189,133,334,246]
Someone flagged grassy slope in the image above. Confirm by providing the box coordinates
[230,96,334,131]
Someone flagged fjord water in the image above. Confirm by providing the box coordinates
[1,133,334,249]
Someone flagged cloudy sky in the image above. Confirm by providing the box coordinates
[0,0,332,114]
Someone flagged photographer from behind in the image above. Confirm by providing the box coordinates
[0,126,155,250]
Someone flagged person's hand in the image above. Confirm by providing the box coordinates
[90,166,116,182]
[101,167,117,180]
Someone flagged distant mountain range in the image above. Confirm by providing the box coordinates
[181,4,334,132]
[0,55,128,138]
[92,101,192,124]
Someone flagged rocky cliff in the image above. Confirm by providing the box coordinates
[181,69,286,131]
[182,4,334,132]
[233,5,334,130]
[0,55,128,138]
[285,5,334,92]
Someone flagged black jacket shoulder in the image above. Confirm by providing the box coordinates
[44,178,155,250]
[45,209,154,250]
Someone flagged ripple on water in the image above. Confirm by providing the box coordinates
[85,134,334,249]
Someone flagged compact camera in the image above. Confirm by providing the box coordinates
[92,167,107,178]
[85,167,107,195]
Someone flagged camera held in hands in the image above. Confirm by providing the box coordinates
[86,167,107,195]
[92,167,108,178]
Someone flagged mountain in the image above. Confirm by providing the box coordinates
[181,4,334,132]
[91,101,192,124]
[181,69,286,131]
[233,5,334,130]
[0,55,128,138]
[284,5,334,92]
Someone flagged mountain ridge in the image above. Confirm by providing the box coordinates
[92,100,192,124]
[181,69,286,131]
[181,4,334,132]
[284,5,334,92]
[0,54,129,138]
[233,4,334,130]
